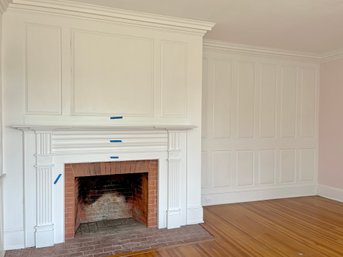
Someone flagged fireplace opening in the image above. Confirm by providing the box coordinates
[65,160,158,239]
[75,173,148,233]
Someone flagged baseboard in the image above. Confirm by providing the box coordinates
[186,206,203,224]
[318,184,343,202]
[202,184,318,206]
[4,229,25,250]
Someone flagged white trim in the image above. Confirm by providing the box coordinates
[318,184,343,203]
[9,0,214,34]
[0,0,11,13]
[202,184,317,206]
[320,49,343,63]
[11,124,197,131]
[204,39,322,60]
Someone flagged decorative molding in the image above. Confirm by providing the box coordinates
[0,0,11,13]
[318,184,343,203]
[11,124,197,131]
[166,131,183,229]
[320,49,343,63]
[9,0,214,34]
[202,184,317,206]
[34,132,54,248]
[204,39,322,60]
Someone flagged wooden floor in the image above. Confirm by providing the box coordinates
[114,196,343,257]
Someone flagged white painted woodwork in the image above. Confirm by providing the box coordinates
[280,149,296,183]
[34,132,54,247]
[161,41,188,118]
[280,66,297,138]
[237,61,255,138]
[26,24,62,115]
[72,30,154,116]
[202,45,319,205]
[14,126,189,247]
[2,1,212,250]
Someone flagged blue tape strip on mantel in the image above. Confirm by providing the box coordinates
[110,156,119,159]
[110,116,123,120]
[54,174,62,185]
[110,139,122,143]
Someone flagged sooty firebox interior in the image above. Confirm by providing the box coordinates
[75,173,148,233]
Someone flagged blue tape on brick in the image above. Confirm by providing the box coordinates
[54,174,62,185]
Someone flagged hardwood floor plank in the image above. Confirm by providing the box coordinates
[113,196,343,257]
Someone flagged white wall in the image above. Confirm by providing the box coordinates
[202,43,319,205]
[0,3,5,256]
[318,57,343,202]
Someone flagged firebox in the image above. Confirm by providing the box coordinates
[64,160,158,238]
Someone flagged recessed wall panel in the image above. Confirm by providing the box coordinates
[280,150,296,183]
[237,62,255,138]
[26,24,62,114]
[259,150,275,184]
[212,151,233,188]
[260,64,277,138]
[300,68,316,137]
[299,149,315,182]
[161,41,187,117]
[237,151,254,186]
[213,59,232,138]
[72,30,154,116]
[280,66,297,138]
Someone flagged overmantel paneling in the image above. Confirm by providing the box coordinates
[3,5,211,250]
[202,47,319,205]
[4,7,207,125]
[71,29,154,116]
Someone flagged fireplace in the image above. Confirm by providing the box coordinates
[12,126,202,248]
[64,160,158,238]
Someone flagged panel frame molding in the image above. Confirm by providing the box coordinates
[70,28,156,117]
[202,46,319,205]
[24,22,63,116]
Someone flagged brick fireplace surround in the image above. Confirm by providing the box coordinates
[65,160,158,238]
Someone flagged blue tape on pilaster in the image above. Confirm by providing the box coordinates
[54,174,62,185]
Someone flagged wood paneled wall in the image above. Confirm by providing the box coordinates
[202,45,319,205]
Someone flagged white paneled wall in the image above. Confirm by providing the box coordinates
[2,2,213,249]
[202,44,319,205]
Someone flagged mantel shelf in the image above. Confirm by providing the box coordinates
[10,124,197,132]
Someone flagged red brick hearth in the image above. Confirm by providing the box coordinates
[64,160,158,239]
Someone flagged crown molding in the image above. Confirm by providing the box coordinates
[9,0,215,34]
[0,0,11,13]
[204,39,322,60]
[320,49,343,63]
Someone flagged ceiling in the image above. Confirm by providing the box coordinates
[69,0,343,54]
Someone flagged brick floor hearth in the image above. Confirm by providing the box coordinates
[5,221,213,257]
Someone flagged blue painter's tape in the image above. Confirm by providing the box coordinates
[54,174,62,185]
[110,116,123,120]
[110,156,119,159]
[110,139,122,143]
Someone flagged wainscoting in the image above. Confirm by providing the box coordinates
[202,42,319,205]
